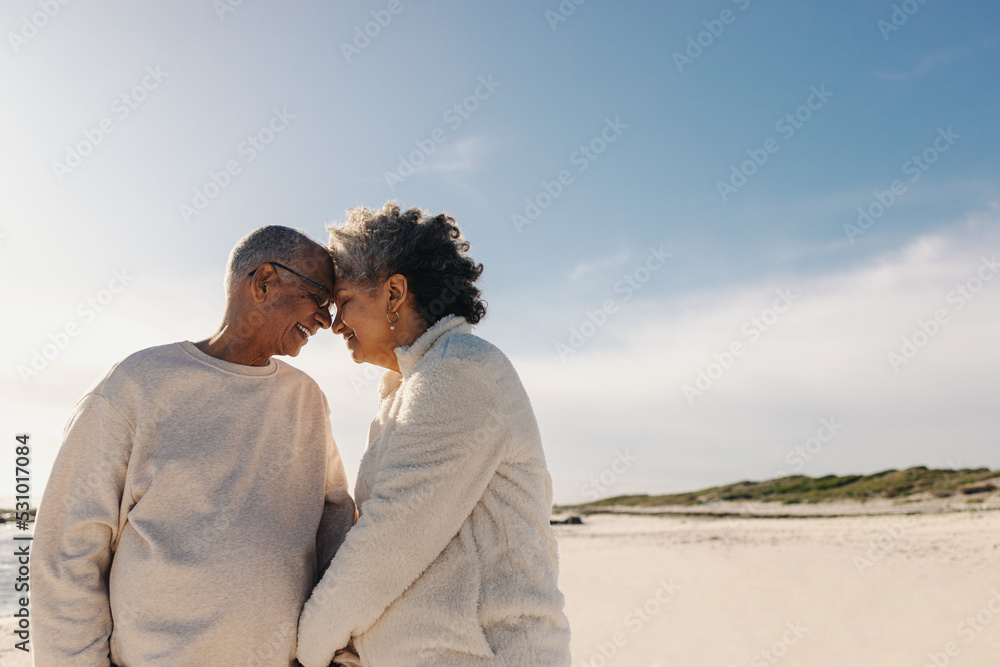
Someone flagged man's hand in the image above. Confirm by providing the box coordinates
[316,498,356,577]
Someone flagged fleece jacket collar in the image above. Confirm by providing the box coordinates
[394,314,471,379]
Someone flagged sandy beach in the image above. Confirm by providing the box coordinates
[557,509,1000,666]
[5,507,998,666]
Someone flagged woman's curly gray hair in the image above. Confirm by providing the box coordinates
[327,202,487,325]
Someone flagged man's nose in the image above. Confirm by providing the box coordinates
[315,307,333,330]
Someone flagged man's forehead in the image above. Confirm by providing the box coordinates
[294,245,334,279]
[297,242,333,265]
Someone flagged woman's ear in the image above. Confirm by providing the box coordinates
[386,274,410,310]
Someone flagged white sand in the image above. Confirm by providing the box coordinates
[5,508,998,666]
[557,509,1000,667]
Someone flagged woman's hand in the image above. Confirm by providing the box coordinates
[296,590,350,667]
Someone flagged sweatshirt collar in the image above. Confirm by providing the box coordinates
[394,314,471,378]
[180,341,278,377]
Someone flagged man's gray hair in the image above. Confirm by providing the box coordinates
[224,225,319,294]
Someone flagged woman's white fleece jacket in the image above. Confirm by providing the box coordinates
[297,315,571,667]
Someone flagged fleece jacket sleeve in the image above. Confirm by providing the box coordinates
[31,393,134,667]
[296,359,506,667]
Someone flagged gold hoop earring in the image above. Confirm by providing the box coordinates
[386,310,400,330]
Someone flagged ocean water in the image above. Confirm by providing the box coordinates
[0,522,33,616]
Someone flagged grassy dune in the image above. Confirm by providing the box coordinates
[562,466,999,510]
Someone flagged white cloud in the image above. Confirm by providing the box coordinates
[515,218,1000,502]
[567,249,631,281]
[417,135,486,175]
[876,33,1000,81]
[876,47,971,82]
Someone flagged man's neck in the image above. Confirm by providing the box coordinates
[194,322,272,367]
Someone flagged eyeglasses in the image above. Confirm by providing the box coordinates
[250,262,331,310]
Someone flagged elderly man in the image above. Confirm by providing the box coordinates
[31,226,355,666]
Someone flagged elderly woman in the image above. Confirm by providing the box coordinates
[296,203,571,667]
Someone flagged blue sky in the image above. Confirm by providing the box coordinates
[2,0,999,504]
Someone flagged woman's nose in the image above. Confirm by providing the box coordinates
[329,311,345,334]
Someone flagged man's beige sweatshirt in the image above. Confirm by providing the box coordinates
[31,341,355,667]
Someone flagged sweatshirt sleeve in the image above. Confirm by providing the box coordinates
[315,397,357,576]
[296,359,506,667]
[32,393,134,667]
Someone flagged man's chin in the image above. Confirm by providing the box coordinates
[277,342,305,358]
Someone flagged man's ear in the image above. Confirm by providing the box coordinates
[250,263,277,304]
